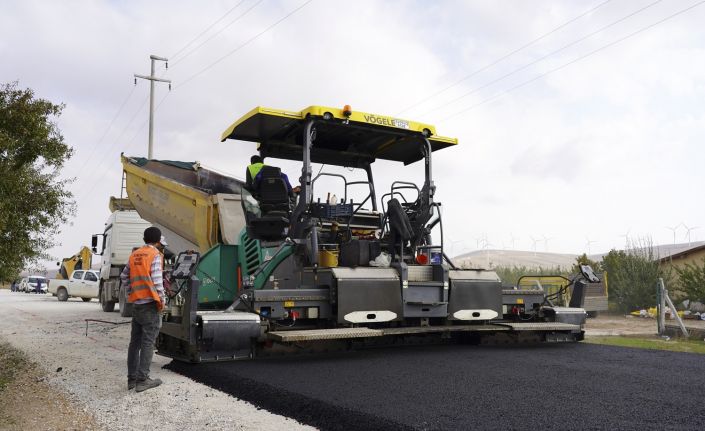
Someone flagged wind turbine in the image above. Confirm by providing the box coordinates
[509,233,519,250]
[683,223,699,248]
[529,236,542,256]
[474,235,487,250]
[482,239,494,268]
[665,224,679,247]
[542,234,553,252]
[585,237,596,255]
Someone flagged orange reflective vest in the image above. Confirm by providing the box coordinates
[127,245,163,309]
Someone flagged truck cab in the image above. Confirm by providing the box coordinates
[92,207,152,316]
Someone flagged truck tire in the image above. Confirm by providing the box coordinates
[119,285,133,318]
[99,287,116,312]
[57,288,69,302]
[82,297,92,302]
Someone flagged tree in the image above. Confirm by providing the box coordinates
[0,82,74,282]
[600,238,663,312]
[674,258,705,304]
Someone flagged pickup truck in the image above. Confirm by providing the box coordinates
[48,270,100,302]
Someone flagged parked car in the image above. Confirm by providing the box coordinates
[48,270,100,302]
[20,276,48,293]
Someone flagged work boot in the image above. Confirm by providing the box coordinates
[127,379,136,390]
[135,377,162,393]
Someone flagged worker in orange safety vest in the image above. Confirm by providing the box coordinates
[121,226,166,392]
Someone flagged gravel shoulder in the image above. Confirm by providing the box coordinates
[0,290,313,431]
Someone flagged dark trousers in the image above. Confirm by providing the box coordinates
[127,302,161,381]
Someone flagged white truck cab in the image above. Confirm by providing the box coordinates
[92,209,152,316]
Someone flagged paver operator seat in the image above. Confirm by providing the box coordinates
[245,166,291,241]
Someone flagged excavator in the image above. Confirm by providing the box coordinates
[56,246,92,279]
[120,105,598,363]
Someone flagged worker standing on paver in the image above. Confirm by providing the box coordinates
[245,154,265,191]
[121,226,166,392]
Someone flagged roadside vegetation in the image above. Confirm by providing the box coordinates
[586,335,705,355]
[0,81,74,283]
[0,342,28,392]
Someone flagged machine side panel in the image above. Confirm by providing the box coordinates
[447,280,503,320]
[336,278,403,324]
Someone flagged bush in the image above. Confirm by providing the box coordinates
[600,238,664,312]
[674,258,705,304]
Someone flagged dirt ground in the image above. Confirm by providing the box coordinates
[0,342,98,431]
[584,312,705,336]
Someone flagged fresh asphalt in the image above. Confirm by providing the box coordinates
[167,342,705,430]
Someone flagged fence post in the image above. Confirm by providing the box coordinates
[657,278,666,335]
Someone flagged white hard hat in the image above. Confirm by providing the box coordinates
[160,236,168,247]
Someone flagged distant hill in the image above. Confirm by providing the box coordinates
[452,249,580,270]
[451,241,705,270]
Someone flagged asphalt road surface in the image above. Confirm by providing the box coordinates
[168,342,705,430]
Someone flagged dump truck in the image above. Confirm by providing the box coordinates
[121,105,596,363]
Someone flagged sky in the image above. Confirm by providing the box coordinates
[2,0,704,266]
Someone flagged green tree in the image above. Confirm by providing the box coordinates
[674,258,705,304]
[0,82,74,282]
[600,238,663,312]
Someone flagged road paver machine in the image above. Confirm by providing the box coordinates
[122,105,594,362]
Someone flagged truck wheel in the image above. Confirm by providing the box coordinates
[587,311,599,318]
[119,286,133,318]
[57,288,69,302]
[82,297,92,302]
[99,287,116,312]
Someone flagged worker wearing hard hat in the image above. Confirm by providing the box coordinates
[121,226,167,392]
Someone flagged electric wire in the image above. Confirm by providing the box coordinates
[73,1,298,201]
[76,94,150,199]
[78,85,137,168]
[438,0,705,124]
[169,0,264,68]
[420,0,664,119]
[79,92,171,200]
[176,0,314,89]
[169,0,249,61]
[395,0,614,116]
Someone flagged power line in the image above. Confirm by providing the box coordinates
[74,94,150,199]
[169,0,264,68]
[439,0,705,124]
[76,85,136,169]
[420,0,663,119]
[176,0,314,89]
[170,0,249,61]
[396,0,614,116]
[80,93,171,200]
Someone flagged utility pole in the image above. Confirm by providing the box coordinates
[134,55,171,159]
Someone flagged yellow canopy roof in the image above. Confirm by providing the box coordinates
[221,105,458,166]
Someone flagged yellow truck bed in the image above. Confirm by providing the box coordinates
[121,156,246,252]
